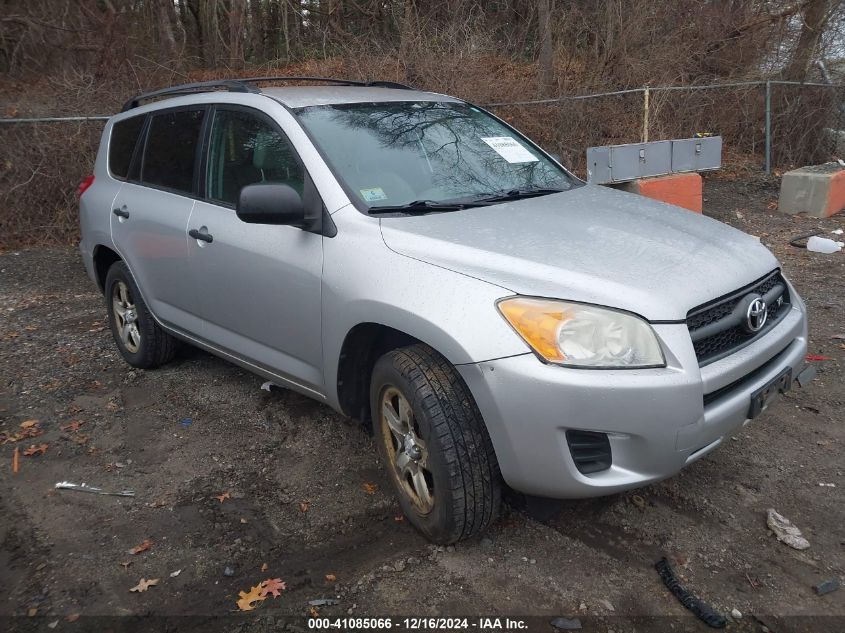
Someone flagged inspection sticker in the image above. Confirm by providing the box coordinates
[480,136,539,163]
[360,187,387,202]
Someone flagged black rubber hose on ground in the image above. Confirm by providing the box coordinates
[788,229,823,248]
[655,557,727,628]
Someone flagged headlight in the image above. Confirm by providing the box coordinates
[497,297,665,368]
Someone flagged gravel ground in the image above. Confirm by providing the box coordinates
[1,178,844,632]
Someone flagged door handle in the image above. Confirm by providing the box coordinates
[189,228,213,243]
[113,208,130,219]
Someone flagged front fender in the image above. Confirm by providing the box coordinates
[321,207,529,408]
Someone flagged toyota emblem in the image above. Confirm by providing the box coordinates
[745,297,768,332]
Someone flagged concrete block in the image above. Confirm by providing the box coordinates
[611,172,702,213]
[779,163,845,218]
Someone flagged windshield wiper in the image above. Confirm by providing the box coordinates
[368,199,483,215]
[473,187,566,203]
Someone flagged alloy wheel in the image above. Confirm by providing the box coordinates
[379,386,435,513]
[112,280,141,353]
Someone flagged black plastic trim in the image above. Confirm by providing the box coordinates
[566,430,612,475]
[702,342,792,407]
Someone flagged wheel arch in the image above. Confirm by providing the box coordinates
[335,322,422,424]
[92,244,122,293]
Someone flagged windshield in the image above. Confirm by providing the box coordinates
[294,101,577,211]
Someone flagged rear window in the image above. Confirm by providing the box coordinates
[141,109,205,194]
[109,116,145,180]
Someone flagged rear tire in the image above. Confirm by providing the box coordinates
[105,261,176,369]
[370,344,501,543]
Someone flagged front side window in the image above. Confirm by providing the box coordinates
[109,115,145,179]
[141,108,205,194]
[206,109,304,206]
[294,101,575,210]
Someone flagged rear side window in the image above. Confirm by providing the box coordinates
[109,116,144,179]
[141,109,205,194]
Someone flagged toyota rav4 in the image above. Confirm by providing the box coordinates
[79,77,811,543]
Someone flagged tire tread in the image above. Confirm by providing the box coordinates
[385,344,501,542]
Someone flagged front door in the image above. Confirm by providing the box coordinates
[188,106,324,395]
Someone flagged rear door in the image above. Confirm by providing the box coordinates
[187,105,324,394]
[110,106,206,334]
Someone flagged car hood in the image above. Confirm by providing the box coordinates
[379,184,779,321]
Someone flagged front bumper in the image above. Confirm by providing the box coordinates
[457,291,808,498]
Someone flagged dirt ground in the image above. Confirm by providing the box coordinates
[1,178,844,632]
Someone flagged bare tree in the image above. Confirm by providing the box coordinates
[783,0,836,80]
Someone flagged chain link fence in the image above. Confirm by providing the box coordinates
[486,80,845,175]
[1,81,843,246]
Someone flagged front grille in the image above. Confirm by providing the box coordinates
[566,430,612,474]
[687,270,790,365]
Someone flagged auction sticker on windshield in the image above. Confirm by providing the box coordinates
[480,136,539,163]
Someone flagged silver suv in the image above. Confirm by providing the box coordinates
[79,77,810,543]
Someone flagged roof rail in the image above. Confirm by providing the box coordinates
[121,79,259,112]
[121,76,414,111]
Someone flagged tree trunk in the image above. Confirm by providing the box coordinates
[248,0,263,61]
[228,0,245,68]
[199,0,219,68]
[156,0,178,60]
[783,0,832,81]
[537,0,554,96]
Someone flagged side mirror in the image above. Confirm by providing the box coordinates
[236,183,305,226]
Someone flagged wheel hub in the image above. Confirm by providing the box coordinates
[404,433,422,461]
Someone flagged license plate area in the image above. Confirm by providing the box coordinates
[748,367,792,419]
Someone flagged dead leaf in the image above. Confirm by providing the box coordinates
[129,578,159,593]
[766,200,778,209]
[20,420,39,429]
[260,562,268,572]
[22,443,48,456]
[236,582,267,611]
[310,607,320,617]
[261,577,286,598]
[129,539,153,555]
[362,482,378,495]
[325,573,337,582]
[60,421,83,432]
[27,607,37,617]
[65,614,80,622]
[299,501,310,513]
[120,561,133,569]
[394,514,404,522]
[12,447,19,474]
[214,491,231,503]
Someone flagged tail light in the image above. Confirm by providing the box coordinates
[78,174,95,197]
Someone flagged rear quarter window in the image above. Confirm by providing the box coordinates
[109,116,145,180]
[141,109,205,194]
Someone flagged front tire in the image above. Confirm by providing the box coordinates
[370,344,501,543]
[105,261,176,369]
